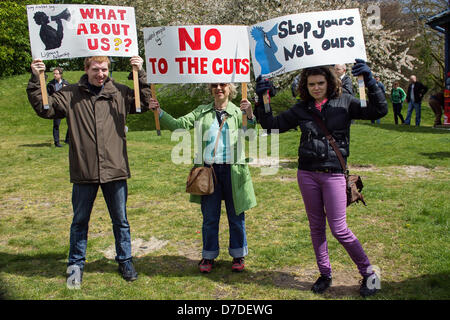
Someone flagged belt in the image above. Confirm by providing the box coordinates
[204,163,230,167]
[311,168,344,174]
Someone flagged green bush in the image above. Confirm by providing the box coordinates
[0,1,51,77]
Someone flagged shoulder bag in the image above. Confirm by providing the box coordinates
[186,115,227,195]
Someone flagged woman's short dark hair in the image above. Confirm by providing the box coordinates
[298,66,342,101]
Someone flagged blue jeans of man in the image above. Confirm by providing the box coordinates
[405,101,422,126]
[68,180,132,268]
[201,164,248,259]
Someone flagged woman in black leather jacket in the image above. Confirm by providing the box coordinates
[255,60,387,297]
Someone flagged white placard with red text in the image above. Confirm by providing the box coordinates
[143,25,250,83]
[27,4,138,60]
[248,8,367,78]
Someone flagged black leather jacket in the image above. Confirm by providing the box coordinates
[256,85,388,172]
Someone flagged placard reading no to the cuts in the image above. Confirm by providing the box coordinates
[143,25,250,84]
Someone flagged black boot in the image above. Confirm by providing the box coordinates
[359,273,380,297]
[118,260,138,281]
[311,274,332,294]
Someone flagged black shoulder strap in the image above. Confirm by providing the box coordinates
[310,113,348,173]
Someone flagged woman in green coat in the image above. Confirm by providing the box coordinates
[391,81,406,124]
[149,83,257,273]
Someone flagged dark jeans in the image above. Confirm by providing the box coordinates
[405,101,422,126]
[68,180,132,268]
[53,118,69,144]
[392,103,405,124]
[200,164,247,259]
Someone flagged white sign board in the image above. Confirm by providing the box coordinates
[143,25,250,83]
[248,8,367,78]
[27,4,138,60]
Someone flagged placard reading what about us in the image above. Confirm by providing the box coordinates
[27,4,138,60]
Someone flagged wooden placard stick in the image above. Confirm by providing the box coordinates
[132,66,141,113]
[241,83,248,130]
[358,75,367,107]
[39,71,49,110]
[151,84,161,136]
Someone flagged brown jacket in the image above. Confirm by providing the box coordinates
[27,69,152,184]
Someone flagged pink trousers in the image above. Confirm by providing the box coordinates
[297,170,372,277]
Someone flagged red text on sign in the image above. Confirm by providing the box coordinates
[175,57,208,74]
[212,58,250,75]
[178,27,221,51]
[79,8,127,20]
[77,23,130,36]
[87,38,110,51]
[148,58,168,74]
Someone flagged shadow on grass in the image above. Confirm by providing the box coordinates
[358,122,450,134]
[1,252,449,299]
[18,143,52,148]
[419,151,450,160]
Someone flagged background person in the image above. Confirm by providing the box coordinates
[334,63,354,95]
[428,90,444,127]
[255,60,387,297]
[149,83,257,274]
[391,81,406,125]
[371,76,385,124]
[405,75,428,126]
[47,67,69,147]
[27,55,152,287]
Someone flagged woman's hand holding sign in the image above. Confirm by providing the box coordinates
[351,59,376,108]
[149,98,161,114]
[351,59,376,88]
[240,99,254,120]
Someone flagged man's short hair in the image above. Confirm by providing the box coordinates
[53,67,63,75]
[84,56,111,70]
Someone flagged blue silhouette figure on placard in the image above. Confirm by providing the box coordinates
[251,24,282,76]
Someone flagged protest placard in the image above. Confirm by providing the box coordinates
[27,4,138,60]
[143,25,250,84]
[248,8,367,79]
[27,4,140,111]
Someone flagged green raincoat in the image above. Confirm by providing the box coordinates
[160,101,257,214]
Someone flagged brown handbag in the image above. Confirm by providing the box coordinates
[185,115,227,195]
[311,114,366,207]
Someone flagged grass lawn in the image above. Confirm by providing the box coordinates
[0,71,449,300]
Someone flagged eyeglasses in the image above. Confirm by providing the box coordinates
[211,83,228,88]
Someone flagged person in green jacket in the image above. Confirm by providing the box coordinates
[391,81,407,124]
[149,83,257,273]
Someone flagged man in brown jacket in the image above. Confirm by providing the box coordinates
[27,56,152,287]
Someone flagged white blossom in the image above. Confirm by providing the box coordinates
[104,0,417,93]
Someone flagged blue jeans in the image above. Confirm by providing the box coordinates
[201,164,248,259]
[68,180,132,268]
[405,101,422,126]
